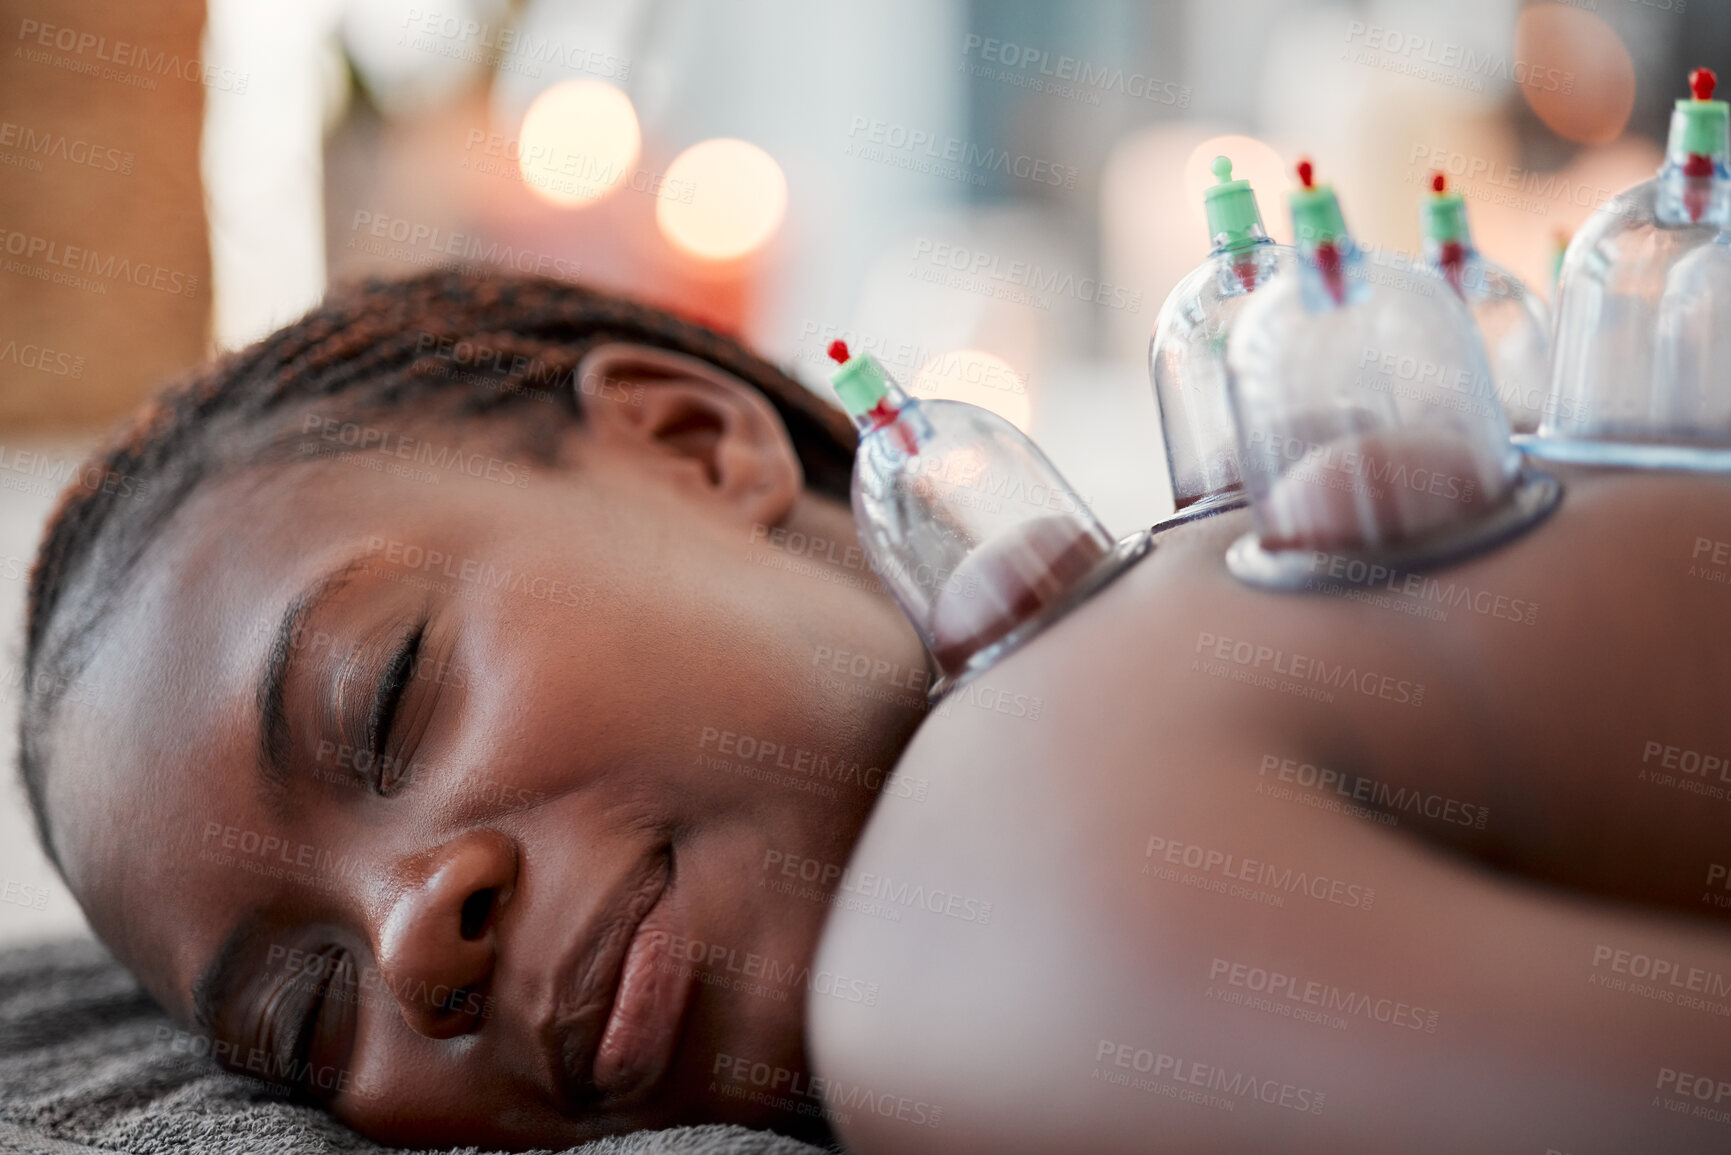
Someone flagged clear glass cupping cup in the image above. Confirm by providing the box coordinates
[1221,164,1554,587]
[827,345,1122,684]
[851,396,1115,679]
[1536,68,1731,468]
[1152,241,1298,517]
[1151,155,1298,521]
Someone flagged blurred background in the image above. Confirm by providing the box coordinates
[0,0,1721,946]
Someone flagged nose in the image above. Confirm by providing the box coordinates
[374,828,517,1039]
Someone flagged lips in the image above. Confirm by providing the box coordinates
[546,850,691,1109]
[591,879,690,1097]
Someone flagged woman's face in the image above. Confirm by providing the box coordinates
[40,362,927,1147]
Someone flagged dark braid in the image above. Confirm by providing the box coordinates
[17,269,856,868]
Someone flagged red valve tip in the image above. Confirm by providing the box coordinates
[827,340,850,365]
[1430,171,1447,194]
[1296,158,1315,189]
[1691,67,1717,102]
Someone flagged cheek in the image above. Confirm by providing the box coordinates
[670,818,835,1039]
[332,988,600,1147]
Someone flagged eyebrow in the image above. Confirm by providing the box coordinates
[191,910,266,1033]
[255,559,367,808]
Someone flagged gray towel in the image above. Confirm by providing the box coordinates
[0,937,833,1155]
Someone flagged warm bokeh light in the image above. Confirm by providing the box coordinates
[911,350,1033,431]
[516,79,641,208]
[1515,6,1634,146]
[1183,134,1291,243]
[656,138,788,261]
[1470,136,1662,301]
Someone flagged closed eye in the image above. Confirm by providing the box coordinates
[365,622,423,793]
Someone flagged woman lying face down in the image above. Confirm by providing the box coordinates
[20,270,1731,1152]
[19,272,929,1147]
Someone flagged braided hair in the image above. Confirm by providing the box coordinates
[18,269,857,868]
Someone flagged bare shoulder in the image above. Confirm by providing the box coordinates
[808,464,1731,1154]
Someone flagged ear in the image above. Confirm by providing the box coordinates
[573,342,805,526]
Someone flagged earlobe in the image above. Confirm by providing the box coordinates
[573,342,804,525]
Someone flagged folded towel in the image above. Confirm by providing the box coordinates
[0,937,833,1155]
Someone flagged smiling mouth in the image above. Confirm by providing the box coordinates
[551,848,692,1108]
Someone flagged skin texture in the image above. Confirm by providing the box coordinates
[812,463,1731,1154]
[39,339,1731,1150]
[42,346,926,1147]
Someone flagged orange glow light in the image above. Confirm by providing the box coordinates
[656,138,788,262]
[1515,6,1634,146]
[517,79,641,208]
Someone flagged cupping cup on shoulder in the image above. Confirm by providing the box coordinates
[1222,160,1560,589]
[1150,156,1298,524]
[1419,173,1553,434]
[827,342,1142,687]
[1532,68,1731,469]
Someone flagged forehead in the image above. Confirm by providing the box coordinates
[42,464,420,1016]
